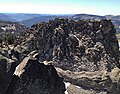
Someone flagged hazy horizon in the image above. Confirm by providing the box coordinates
[0,0,120,15]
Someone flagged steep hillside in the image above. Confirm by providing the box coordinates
[0,13,15,21]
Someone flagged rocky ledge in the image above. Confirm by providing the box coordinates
[0,18,120,94]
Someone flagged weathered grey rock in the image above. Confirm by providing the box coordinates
[0,18,120,94]
[0,47,65,94]
[29,18,120,94]
[5,51,65,94]
[56,67,120,94]
[30,18,119,72]
[0,54,17,94]
[66,84,107,94]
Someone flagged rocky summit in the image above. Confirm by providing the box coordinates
[0,18,120,94]
[30,18,120,94]
[31,18,119,72]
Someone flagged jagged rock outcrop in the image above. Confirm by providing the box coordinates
[0,31,38,94]
[0,46,18,94]
[5,51,65,94]
[28,18,120,93]
[31,18,119,72]
[0,46,65,94]
[0,18,120,94]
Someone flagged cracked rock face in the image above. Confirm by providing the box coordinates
[5,52,65,94]
[31,18,119,72]
[0,48,65,94]
[29,18,120,93]
[0,18,120,94]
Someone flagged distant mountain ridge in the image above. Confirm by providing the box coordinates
[72,14,105,20]
[20,15,58,27]
[72,14,120,33]
[0,13,73,26]
[4,13,41,21]
[0,13,15,21]
[0,13,120,33]
[20,15,72,27]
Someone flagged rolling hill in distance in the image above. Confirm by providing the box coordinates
[0,13,120,33]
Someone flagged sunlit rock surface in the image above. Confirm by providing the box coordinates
[0,18,120,94]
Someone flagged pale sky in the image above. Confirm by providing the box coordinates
[0,0,119,15]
